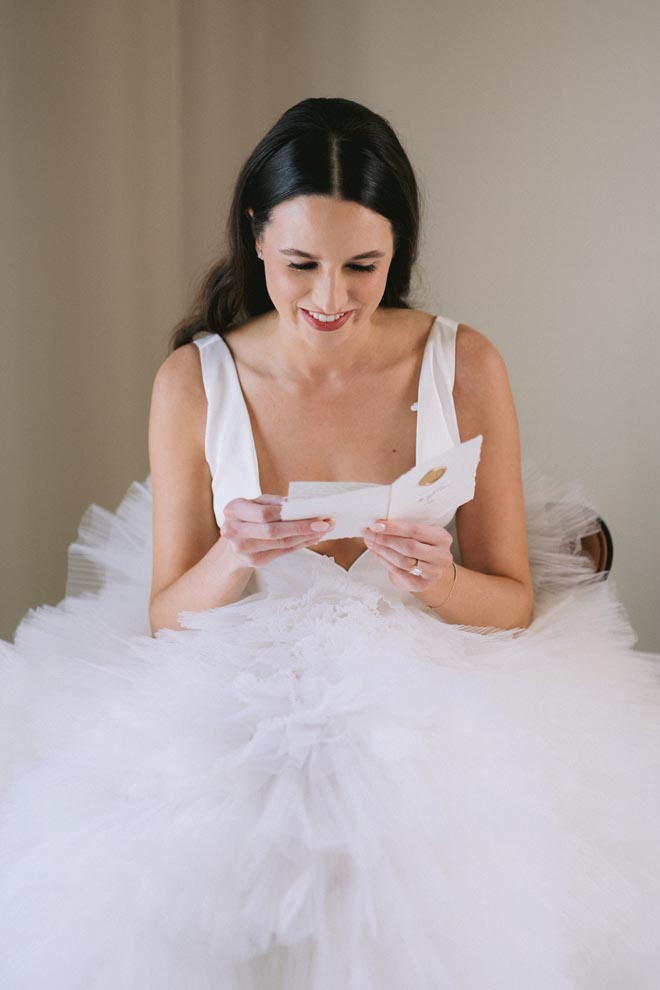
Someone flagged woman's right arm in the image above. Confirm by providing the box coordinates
[148,343,255,635]
[147,343,334,635]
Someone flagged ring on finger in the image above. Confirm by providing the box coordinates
[408,557,423,577]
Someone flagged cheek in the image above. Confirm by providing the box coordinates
[264,269,299,299]
[361,271,388,304]
[373,270,389,295]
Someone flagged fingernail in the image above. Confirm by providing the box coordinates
[369,522,385,531]
[310,521,331,532]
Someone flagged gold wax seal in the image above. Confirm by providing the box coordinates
[419,466,447,486]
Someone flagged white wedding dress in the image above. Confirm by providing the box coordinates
[1,315,659,989]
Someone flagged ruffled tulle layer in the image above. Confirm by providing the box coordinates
[1,459,659,989]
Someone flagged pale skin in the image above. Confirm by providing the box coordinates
[148,195,534,634]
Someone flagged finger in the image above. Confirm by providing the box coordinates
[366,540,432,575]
[366,519,453,549]
[235,531,330,554]
[244,541,321,568]
[225,517,334,543]
[224,494,307,525]
[223,496,286,524]
[365,531,438,562]
[366,543,438,586]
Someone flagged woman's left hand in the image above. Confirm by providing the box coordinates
[362,519,454,593]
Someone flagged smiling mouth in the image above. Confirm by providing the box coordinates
[300,308,353,329]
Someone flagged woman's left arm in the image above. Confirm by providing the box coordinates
[363,324,534,630]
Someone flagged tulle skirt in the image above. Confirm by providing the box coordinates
[1,459,659,989]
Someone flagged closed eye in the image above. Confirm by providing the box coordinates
[287,262,376,273]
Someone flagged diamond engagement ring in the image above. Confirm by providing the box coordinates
[409,559,423,577]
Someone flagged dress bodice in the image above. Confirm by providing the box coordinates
[193,314,462,607]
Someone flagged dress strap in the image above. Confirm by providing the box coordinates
[193,333,260,529]
[415,315,463,563]
[416,315,461,461]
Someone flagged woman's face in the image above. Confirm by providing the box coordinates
[249,195,395,338]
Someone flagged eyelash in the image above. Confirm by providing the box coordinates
[287,262,376,273]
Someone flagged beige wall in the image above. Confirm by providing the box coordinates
[2,0,658,649]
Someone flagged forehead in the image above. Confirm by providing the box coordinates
[269,196,392,245]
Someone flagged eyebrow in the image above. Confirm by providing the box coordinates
[278,248,386,261]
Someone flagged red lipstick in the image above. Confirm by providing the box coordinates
[300,309,353,331]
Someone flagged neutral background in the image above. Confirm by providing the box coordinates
[2,0,659,649]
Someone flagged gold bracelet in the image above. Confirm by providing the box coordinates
[432,561,458,610]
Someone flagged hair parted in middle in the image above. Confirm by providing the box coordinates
[169,97,423,352]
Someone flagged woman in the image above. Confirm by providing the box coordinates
[150,189,532,634]
[1,97,659,989]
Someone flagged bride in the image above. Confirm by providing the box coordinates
[151,203,532,633]
[1,96,660,990]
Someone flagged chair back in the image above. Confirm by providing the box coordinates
[579,515,613,577]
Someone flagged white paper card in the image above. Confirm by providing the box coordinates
[279,434,483,540]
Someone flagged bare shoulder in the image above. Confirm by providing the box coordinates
[153,340,206,400]
[152,340,207,429]
[453,323,514,436]
[455,323,508,386]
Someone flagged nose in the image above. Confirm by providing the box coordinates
[310,270,351,314]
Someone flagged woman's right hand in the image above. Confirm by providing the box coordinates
[221,495,335,569]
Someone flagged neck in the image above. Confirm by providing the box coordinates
[264,310,387,386]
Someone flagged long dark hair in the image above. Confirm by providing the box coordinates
[168,97,423,353]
